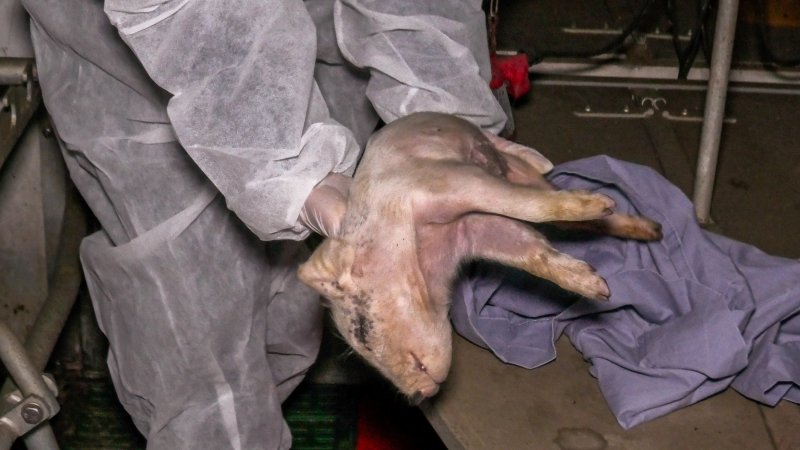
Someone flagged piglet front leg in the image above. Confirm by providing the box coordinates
[483,133,662,242]
[416,213,610,303]
[460,214,610,301]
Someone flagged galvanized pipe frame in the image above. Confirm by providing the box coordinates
[0,131,87,450]
[9,185,87,373]
[0,323,60,450]
[693,0,741,224]
[0,325,56,409]
[529,62,800,86]
[0,377,60,450]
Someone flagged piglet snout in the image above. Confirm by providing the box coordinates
[410,384,441,406]
[419,384,440,398]
[409,351,444,401]
[411,352,447,381]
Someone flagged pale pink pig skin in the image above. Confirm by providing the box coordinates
[299,112,661,402]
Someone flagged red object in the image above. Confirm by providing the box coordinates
[489,52,530,100]
[355,388,445,450]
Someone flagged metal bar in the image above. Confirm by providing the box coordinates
[0,59,32,85]
[529,61,800,84]
[23,424,59,450]
[0,425,17,450]
[693,0,741,223]
[561,26,692,42]
[0,324,58,450]
[0,179,86,450]
[532,77,800,96]
[18,186,85,450]
[0,332,62,450]
[0,183,85,402]
[20,186,86,371]
[0,324,53,401]
[0,420,58,450]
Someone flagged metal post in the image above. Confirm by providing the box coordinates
[693,0,741,223]
[0,427,16,450]
[0,182,85,450]
[22,424,59,450]
[0,324,54,401]
[0,323,61,450]
[16,186,86,371]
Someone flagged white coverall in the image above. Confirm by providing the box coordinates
[21,0,506,448]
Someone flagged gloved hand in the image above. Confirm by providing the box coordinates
[299,173,352,237]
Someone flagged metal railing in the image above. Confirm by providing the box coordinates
[0,184,87,450]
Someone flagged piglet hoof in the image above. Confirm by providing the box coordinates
[605,214,664,241]
[558,191,616,221]
[589,278,611,302]
[548,256,611,302]
[639,219,663,241]
[577,270,611,302]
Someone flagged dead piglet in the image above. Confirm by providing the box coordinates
[298,112,662,402]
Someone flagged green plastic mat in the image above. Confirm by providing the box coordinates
[284,383,358,450]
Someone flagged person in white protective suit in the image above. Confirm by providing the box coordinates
[21,0,509,448]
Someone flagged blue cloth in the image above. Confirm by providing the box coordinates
[451,156,800,429]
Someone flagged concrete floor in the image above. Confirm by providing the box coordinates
[421,80,800,449]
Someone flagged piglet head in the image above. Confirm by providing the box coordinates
[298,237,452,403]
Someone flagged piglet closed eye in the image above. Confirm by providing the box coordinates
[298,112,662,401]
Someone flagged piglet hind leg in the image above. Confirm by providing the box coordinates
[417,163,616,225]
[552,212,663,241]
[457,214,610,302]
[483,152,663,241]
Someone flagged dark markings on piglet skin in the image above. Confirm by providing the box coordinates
[353,313,373,351]
[351,292,369,308]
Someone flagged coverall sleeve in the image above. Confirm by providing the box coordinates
[333,0,508,133]
[103,0,361,241]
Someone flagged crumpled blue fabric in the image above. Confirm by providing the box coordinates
[451,155,800,429]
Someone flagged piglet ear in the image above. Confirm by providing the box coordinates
[298,237,356,301]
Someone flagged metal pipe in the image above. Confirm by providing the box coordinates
[0,323,57,450]
[0,59,32,85]
[0,184,85,401]
[0,135,86,450]
[531,78,800,96]
[693,0,741,223]
[23,424,59,450]
[21,186,86,370]
[0,425,17,450]
[0,324,53,400]
[0,419,58,450]
[529,61,800,84]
